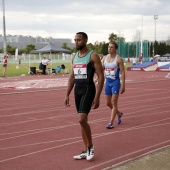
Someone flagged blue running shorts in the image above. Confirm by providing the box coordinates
[104,78,120,95]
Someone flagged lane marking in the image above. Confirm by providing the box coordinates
[0,117,169,145]
[0,103,169,128]
[0,123,169,163]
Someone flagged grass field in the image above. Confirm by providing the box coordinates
[0,62,72,77]
[0,62,132,77]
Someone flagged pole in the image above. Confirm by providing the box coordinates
[140,16,143,54]
[154,15,158,42]
[152,43,154,57]
[28,54,30,74]
[50,52,52,74]
[153,15,158,57]
[118,31,121,55]
[135,31,137,58]
[2,0,7,55]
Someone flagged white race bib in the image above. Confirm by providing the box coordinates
[105,68,115,79]
[73,64,87,79]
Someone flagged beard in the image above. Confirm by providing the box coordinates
[76,44,85,50]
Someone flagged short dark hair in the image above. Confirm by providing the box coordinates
[109,41,118,49]
[76,32,88,40]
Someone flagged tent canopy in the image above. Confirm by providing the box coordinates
[162,53,170,57]
[30,42,72,54]
[154,54,160,57]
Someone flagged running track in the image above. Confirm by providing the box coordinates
[0,71,170,170]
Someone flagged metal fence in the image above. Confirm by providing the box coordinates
[0,53,72,64]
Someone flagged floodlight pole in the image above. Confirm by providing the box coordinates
[153,15,158,57]
[152,42,154,57]
[2,0,7,55]
[154,15,158,42]
[140,16,143,55]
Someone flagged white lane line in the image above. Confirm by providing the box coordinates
[0,118,170,150]
[0,87,68,95]
[0,109,169,140]
[0,89,169,112]
[0,110,169,140]
[0,103,169,128]
[1,111,169,137]
[0,78,169,96]
[0,139,82,163]
[0,123,169,163]
[0,121,169,150]
[0,136,82,150]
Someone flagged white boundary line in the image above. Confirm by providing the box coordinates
[84,143,170,170]
[102,145,170,170]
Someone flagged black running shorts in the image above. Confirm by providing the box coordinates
[74,84,96,114]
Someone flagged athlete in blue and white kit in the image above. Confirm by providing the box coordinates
[65,32,104,160]
[103,42,125,129]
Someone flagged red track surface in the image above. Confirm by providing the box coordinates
[0,71,170,170]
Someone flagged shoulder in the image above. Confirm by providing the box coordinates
[101,55,107,64]
[103,55,107,61]
[90,51,100,61]
[71,53,76,63]
[117,55,122,59]
[117,55,124,63]
[90,52,103,65]
[71,53,76,59]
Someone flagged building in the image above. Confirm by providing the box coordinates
[0,35,74,50]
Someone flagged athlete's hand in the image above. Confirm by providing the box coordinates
[64,96,70,107]
[120,85,125,94]
[92,98,100,109]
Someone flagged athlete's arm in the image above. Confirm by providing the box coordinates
[91,52,104,109]
[64,55,75,106]
[102,55,106,68]
[94,55,106,83]
[118,56,125,94]
[102,55,106,78]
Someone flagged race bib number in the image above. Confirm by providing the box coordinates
[73,64,87,79]
[105,68,115,78]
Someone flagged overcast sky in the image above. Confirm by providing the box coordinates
[1,0,170,44]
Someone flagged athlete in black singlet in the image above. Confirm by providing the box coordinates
[65,32,104,161]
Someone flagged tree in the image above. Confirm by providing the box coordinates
[108,33,118,42]
[25,44,36,54]
[0,48,3,53]
[18,49,26,55]
[87,43,95,50]
[62,43,72,50]
[101,42,109,55]
[6,45,15,55]
[166,36,170,45]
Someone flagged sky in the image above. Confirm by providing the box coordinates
[1,0,170,44]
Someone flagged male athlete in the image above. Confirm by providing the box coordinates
[65,32,104,160]
[103,42,125,129]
